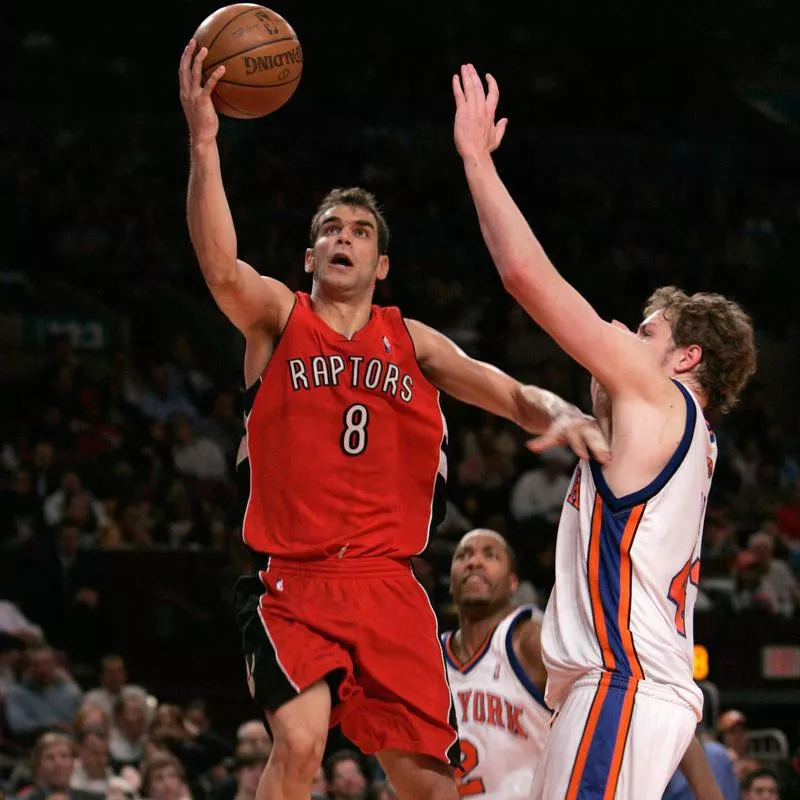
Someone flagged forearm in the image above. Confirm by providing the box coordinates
[678,738,723,800]
[462,155,561,296]
[187,142,238,285]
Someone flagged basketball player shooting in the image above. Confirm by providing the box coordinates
[444,529,551,799]
[452,64,757,799]
[178,45,609,800]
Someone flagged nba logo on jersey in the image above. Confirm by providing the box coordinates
[383,336,391,354]
[493,662,502,680]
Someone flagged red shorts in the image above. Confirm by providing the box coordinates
[234,556,460,766]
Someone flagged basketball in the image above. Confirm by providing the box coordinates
[193,4,302,119]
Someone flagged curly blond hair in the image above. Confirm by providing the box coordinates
[644,286,757,413]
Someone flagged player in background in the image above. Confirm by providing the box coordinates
[179,43,610,800]
[444,529,550,799]
[452,64,756,799]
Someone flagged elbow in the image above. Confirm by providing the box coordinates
[201,261,239,288]
[500,264,530,298]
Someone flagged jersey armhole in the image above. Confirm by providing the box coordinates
[397,314,444,396]
[504,607,551,712]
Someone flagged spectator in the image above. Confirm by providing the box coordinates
[170,414,227,482]
[746,531,800,617]
[324,750,368,800]
[23,520,102,662]
[142,753,193,800]
[231,744,268,800]
[70,725,114,795]
[741,767,781,799]
[83,654,148,718]
[109,689,149,768]
[234,720,271,752]
[134,363,198,423]
[509,446,574,524]
[3,646,83,744]
[662,732,739,800]
[16,731,94,800]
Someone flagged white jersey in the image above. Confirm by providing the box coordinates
[541,381,716,718]
[443,605,551,799]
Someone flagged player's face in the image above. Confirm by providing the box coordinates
[305,204,389,297]
[636,310,701,377]
[450,533,518,610]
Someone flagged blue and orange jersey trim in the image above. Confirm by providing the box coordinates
[566,672,638,800]
[588,494,646,679]
[442,628,495,674]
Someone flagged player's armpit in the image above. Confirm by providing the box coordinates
[207,261,295,337]
[513,619,547,694]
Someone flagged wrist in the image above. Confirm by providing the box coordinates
[190,138,217,158]
[462,152,494,172]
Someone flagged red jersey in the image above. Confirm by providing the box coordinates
[239,292,447,559]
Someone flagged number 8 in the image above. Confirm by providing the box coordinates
[341,403,369,456]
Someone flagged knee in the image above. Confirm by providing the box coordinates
[270,728,325,778]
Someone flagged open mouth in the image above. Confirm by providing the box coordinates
[329,254,354,268]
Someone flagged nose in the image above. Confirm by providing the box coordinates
[336,229,351,245]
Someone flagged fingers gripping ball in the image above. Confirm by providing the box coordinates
[194,4,303,119]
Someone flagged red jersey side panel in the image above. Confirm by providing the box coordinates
[240,292,447,559]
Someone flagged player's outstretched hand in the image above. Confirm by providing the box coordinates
[452,63,508,163]
[179,39,226,146]
[527,412,611,464]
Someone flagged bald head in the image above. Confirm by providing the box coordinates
[450,529,519,614]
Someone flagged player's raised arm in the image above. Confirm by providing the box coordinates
[406,319,610,462]
[179,40,293,337]
[452,64,664,401]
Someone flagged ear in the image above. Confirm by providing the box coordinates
[676,344,703,374]
[509,573,519,596]
[376,254,389,281]
[304,248,314,274]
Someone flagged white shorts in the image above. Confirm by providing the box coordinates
[531,672,696,800]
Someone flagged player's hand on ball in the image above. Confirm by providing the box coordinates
[452,63,508,162]
[528,412,611,464]
[179,39,226,145]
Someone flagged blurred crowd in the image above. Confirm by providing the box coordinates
[2,0,800,797]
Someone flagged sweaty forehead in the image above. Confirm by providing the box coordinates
[456,530,507,554]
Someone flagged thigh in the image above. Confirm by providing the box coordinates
[376,749,458,800]
[236,571,355,715]
[532,674,696,800]
[614,691,696,800]
[339,572,459,765]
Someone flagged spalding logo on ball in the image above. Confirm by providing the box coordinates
[194,3,303,119]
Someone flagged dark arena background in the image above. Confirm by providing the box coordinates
[2,0,800,797]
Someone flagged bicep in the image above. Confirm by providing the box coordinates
[507,275,660,398]
[406,319,517,417]
[207,259,294,336]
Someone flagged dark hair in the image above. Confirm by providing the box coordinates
[309,187,390,255]
[740,767,779,790]
[324,748,364,784]
[643,286,756,413]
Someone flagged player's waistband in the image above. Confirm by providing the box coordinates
[571,671,697,712]
[264,555,413,579]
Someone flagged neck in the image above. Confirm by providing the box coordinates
[310,286,373,339]
[454,603,513,660]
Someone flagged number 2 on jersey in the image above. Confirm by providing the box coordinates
[668,557,700,638]
[341,403,370,456]
[457,738,485,796]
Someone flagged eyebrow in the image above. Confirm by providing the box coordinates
[320,215,375,231]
